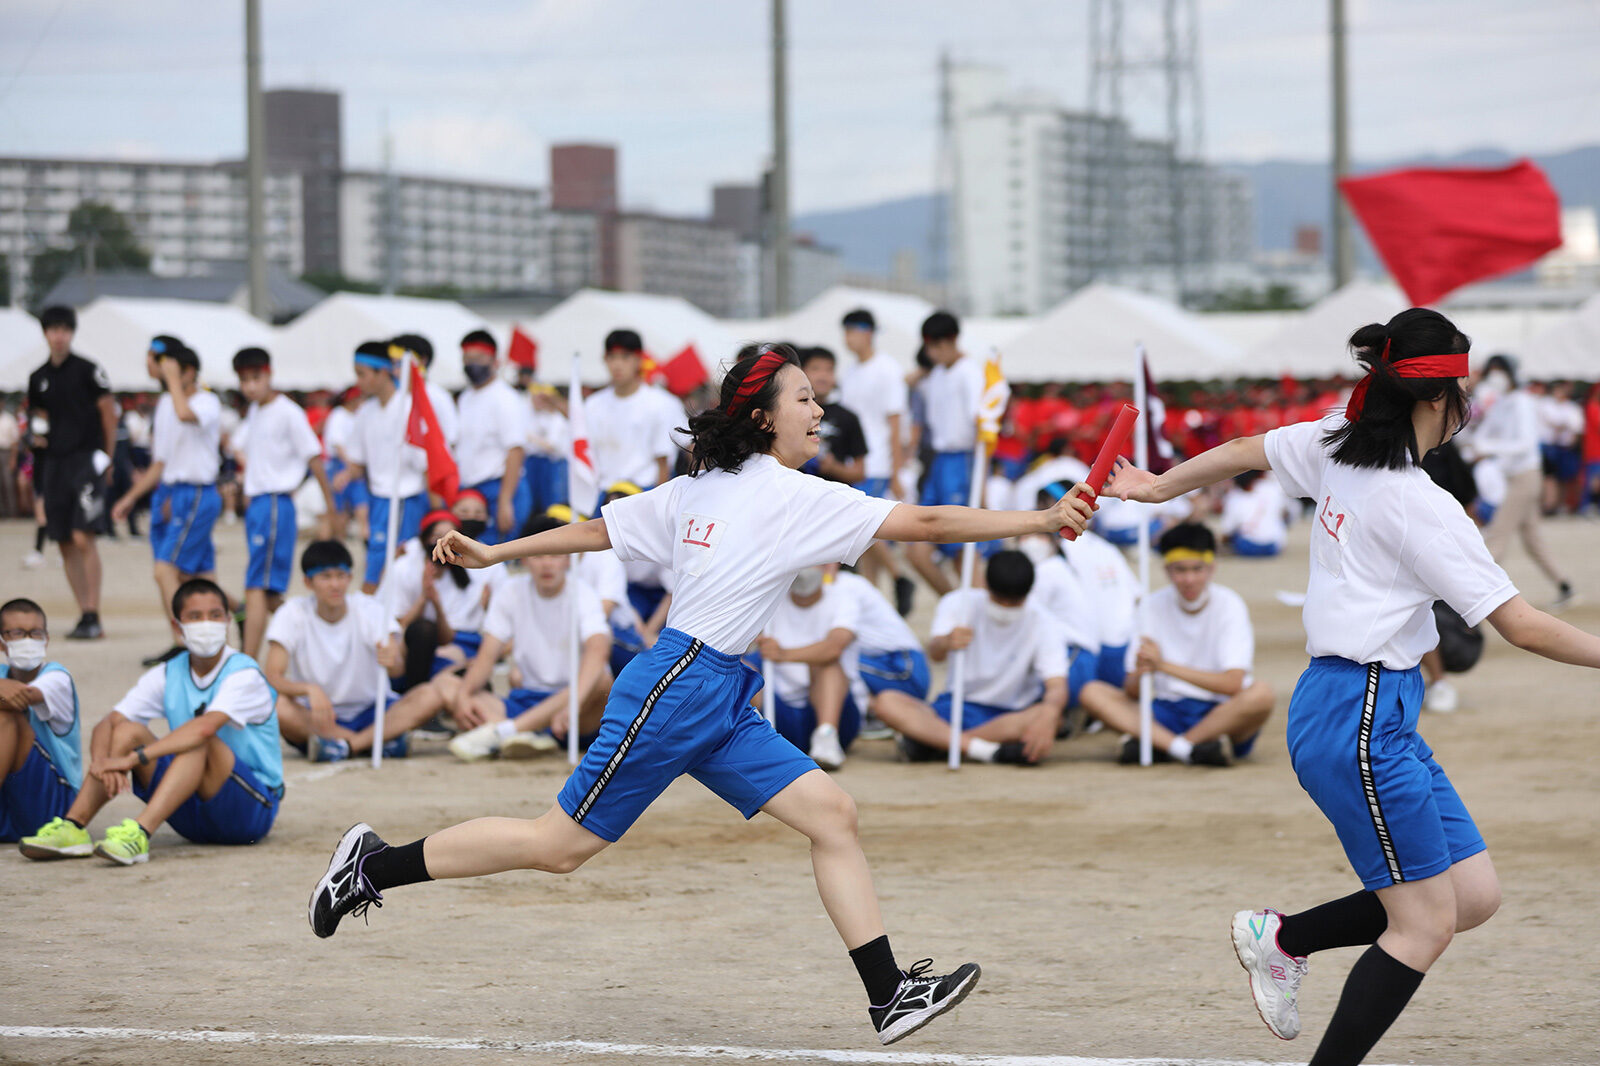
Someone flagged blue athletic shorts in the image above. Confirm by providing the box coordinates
[932,692,1020,730]
[858,648,930,701]
[1097,643,1129,688]
[432,630,480,676]
[556,628,818,842]
[1287,656,1485,890]
[0,744,76,842]
[1229,533,1282,557]
[153,483,221,574]
[365,493,428,586]
[920,451,998,560]
[133,753,281,845]
[859,477,890,499]
[245,493,297,592]
[609,621,646,677]
[328,459,368,513]
[626,582,668,627]
[148,483,171,551]
[507,687,600,749]
[1153,696,1259,757]
[773,693,861,752]
[1101,519,1161,548]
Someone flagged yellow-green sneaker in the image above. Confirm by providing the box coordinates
[93,819,150,865]
[19,816,93,860]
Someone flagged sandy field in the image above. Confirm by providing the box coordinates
[0,516,1596,1066]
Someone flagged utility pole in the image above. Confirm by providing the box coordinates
[245,0,269,319]
[382,117,398,296]
[932,49,961,311]
[770,0,791,313]
[1330,0,1353,288]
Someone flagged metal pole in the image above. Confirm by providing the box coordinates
[245,0,269,320]
[373,352,411,769]
[946,439,988,770]
[1330,0,1353,288]
[771,0,791,313]
[1133,344,1153,767]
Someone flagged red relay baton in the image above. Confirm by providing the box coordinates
[1061,402,1140,540]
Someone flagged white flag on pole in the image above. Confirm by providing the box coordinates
[567,353,599,515]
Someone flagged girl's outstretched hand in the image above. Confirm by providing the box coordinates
[1104,458,1161,503]
[1047,481,1097,535]
[432,529,495,569]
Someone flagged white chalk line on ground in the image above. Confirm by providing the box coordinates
[0,1026,1419,1066]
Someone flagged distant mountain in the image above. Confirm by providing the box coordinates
[796,145,1600,278]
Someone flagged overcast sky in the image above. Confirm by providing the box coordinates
[3,0,1596,215]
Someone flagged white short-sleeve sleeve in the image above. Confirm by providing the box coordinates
[482,589,516,645]
[263,600,303,655]
[576,582,610,642]
[1030,618,1069,681]
[786,478,898,569]
[930,590,970,638]
[1408,505,1518,627]
[652,392,684,460]
[344,407,370,466]
[1263,419,1328,500]
[113,667,170,725]
[31,669,78,734]
[1213,596,1256,673]
[289,403,323,464]
[601,480,682,568]
[211,668,276,729]
[826,584,861,635]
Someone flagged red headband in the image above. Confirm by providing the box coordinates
[1344,339,1469,420]
[420,510,457,534]
[725,350,789,415]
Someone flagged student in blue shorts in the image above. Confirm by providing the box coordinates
[1,599,81,848]
[1108,308,1600,1065]
[310,342,1099,1046]
[20,579,282,865]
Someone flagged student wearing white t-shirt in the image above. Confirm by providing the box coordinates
[313,343,1099,1046]
[1078,523,1274,766]
[231,347,337,659]
[750,566,863,771]
[829,569,930,715]
[1218,469,1293,557]
[391,333,459,452]
[454,330,526,543]
[339,342,430,592]
[319,386,366,543]
[443,515,612,762]
[875,551,1069,766]
[264,540,447,763]
[1108,308,1600,1064]
[1038,483,1140,688]
[379,504,503,688]
[602,480,676,634]
[1015,532,1102,725]
[517,386,570,530]
[547,502,648,677]
[2,599,83,850]
[583,329,684,510]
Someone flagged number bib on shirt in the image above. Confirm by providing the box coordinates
[676,513,725,576]
[1313,493,1352,578]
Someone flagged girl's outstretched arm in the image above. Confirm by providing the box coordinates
[874,482,1096,544]
[1105,435,1270,504]
[1487,595,1600,668]
[433,518,612,568]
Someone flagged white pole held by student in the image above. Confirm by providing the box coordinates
[762,632,778,726]
[374,348,413,769]
[1133,343,1154,767]
[566,350,594,765]
[568,572,581,765]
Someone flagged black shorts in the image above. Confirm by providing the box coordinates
[38,450,108,542]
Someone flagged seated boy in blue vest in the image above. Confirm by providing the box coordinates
[19,579,282,865]
[1,599,82,847]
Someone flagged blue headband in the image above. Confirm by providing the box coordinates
[150,339,168,354]
[354,353,395,373]
[1041,481,1068,504]
[304,563,352,578]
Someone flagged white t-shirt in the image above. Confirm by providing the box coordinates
[153,391,223,484]
[922,356,985,452]
[23,667,77,734]
[0,409,19,450]
[1140,583,1255,704]
[377,538,503,632]
[1472,388,1542,477]
[1265,417,1518,669]
[764,583,862,703]
[831,571,921,656]
[585,385,684,490]
[114,648,275,730]
[931,589,1068,710]
[264,593,400,721]
[524,406,570,459]
[1059,529,1139,647]
[346,393,428,499]
[1219,475,1292,549]
[233,394,321,497]
[455,379,527,487]
[837,354,909,480]
[482,573,609,692]
[601,453,899,653]
[1026,554,1102,653]
[573,549,629,611]
[322,405,355,461]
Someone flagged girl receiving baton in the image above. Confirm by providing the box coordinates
[1107,309,1600,1066]
[309,343,1098,1046]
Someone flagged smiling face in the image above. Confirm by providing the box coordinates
[757,363,823,469]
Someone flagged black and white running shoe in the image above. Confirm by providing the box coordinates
[869,958,981,1045]
[308,822,387,938]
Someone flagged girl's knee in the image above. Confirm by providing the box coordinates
[1457,879,1501,932]
[811,787,859,843]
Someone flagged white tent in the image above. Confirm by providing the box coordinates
[0,308,46,391]
[1001,283,1243,382]
[1198,310,1299,355]
[751,286,936,363]
[1247,280,1407,378]
[274,292,489,390]
[1525,292,1600,379]
[529,289,737,387]
[69,298,277,390]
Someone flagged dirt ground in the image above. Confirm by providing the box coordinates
[1,516,1596,1066]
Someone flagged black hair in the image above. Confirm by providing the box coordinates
[171,344,201,373]
[1323,308,1471,470]
[38,306,76,332]
[232,347,271,373]
[391,333,433,366]
[1483,353,1518,390]
[300,539,353,576]
[841,308,875,332]
[418,521,470,590]
[461,328,497,351]
[355,340,389,360]
[684,343,801,475]
[921,310,960,343]
[1157,521,1217,556]
[150,334,185,357]
[1232,469,1264,491]
[519,514,566,539]
[172,577,229,620]
[986,550,1035,602]
[604,329,644,354]
[914,344,933,371]
[1036,481,1070,508]
[798,345,836,369]
[0,597,46,631]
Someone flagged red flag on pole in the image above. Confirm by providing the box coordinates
[406,362,459,504]
[660,344,710,397]
[507,326,538,370]
[1339,160,1563,306]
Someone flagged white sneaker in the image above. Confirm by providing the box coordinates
[21,550,45,569]
[447,723,501,762]
[1231,908,1308,1040]
[500,731,558,759]
[809,724,847,770]
[1424,678,1459,713]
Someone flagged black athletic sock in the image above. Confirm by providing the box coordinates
[65,817,84,830]
[1308,944,1425,1066]
[81,610,99,625]
[361,838,433,892]
[34,526,46,552]
[849,935,902,1005]
[1277,890,1389,957]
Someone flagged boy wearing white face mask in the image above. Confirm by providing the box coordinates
[3,599,83,850]
[873,551,1069,766]
[21,579,282,865]
[750,565,862,771]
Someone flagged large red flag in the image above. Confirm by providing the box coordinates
[660,344,710,397]
[507,325,538,370]
[406,362,459,504]
[1339,160,1562,306]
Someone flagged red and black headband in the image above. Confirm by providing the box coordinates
[1344,338,1469,420]
[725,348,790,415]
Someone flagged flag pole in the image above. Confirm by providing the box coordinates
[947,437,987,770]
[568,577,581,766]
[374,350,413,769]
[1133,343,1153,768]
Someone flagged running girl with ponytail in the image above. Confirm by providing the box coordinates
[308,342,1099,1046]
[1107,308,1600,1066]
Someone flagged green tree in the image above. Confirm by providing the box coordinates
[28,201,151,308]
